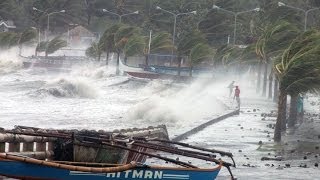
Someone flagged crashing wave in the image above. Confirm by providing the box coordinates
[0,56,22,74]
[30,78,98,98]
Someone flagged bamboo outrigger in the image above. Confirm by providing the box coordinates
[0,126,235,179]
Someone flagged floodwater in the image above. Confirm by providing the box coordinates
[0,54,319,179]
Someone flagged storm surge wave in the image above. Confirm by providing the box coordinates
[29,78,98,98]
[0,54,23,74]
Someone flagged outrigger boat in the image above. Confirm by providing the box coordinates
[0,126,235,179]
[21,55,88,72]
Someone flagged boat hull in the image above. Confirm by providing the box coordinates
[0,160,221,180]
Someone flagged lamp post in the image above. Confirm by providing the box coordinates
[102,9,139,23]
[156,6,196,46]
[33,7,65,40]
[212,5,260,45]
[278,2,320,31]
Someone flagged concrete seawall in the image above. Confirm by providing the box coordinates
[172,109,240,142]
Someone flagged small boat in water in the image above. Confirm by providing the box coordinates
[0,125,235,179]
[121,60,213,81]
[21,55,88,72]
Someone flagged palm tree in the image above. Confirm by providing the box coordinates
[99,24,122,65]
[18,27,37,55]
[255,21,300,97]
[273,30,320,142]
[0,32,19,49]
[85,42,103,61]
[35,41,48,56]
[114,25,139,74]
[177,30,206,76]
[145,32,174,66]
[189,43,212,77]
[45,37,67,57]
[123,35,145,63]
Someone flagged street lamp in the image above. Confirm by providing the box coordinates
[212,5,260,45]
[33,7,65,40]
[102,9,139,23]
[278,2,320,31]
[156,6,197,46]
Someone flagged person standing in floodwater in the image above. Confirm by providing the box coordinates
[234,86,240,108]
[228,81,235,97]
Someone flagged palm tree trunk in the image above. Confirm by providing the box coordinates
[256,61,262,93]
[274,89,287,142]
[145,54,149,66]
[106,51,109,65]
[189,65,193,77]
[262,62,268,96]
[288,94,298,128]
[116,52,120,75]
[268,70,273,99]
[19,45,22,56]
[177,56,182,76]
[273,78,279,102]
[281,93,287,131]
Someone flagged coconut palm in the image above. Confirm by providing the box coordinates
[114,25,139,74]
[45,37,67,57]
[145,32,174,66]
[35,41,48,56]
[273,30,320,142]
[0,32,19,49]
[123,35,145,63]
[255,20,300,97]
[18,27,37,55]
[189,43,212,77]
[99,24,122,65]
[177,30,206,76]
[85,42,103,61]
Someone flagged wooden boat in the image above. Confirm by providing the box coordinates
[21,55,88,72]
[0,153,222,180]
[121,60,213,80]
[0,126,235,179]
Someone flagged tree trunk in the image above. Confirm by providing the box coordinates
[268,70,273,99]
[256,61,262,93]
[189,65,193,77]
[274,89,287,142]
[177,56,182,76]
[98,54,101,62]
[262,62,268,96]
[116,52,120,75]
[106,51,109,65]
[281,93,287,131]
[288,94,298,128]
[273,78,279,102]
[19,45,22,56]
[145,54,149,66]
[124,56,127,64]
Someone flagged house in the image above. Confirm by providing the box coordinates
[65,25,97,47]
[0,20,16,32]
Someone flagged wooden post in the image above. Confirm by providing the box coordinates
[8,142,20,152]
[22,142,34,152]
[0,143,5,152]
